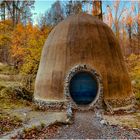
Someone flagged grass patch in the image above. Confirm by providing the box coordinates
[0,83,33,111]
[133,113,140,120]
[0,85,33,101]
[121,119,140,128]
[0,64,16,75]
[0,98,32,110]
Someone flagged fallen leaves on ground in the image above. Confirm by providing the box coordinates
[11,122,63,139]
[0,112,22,136]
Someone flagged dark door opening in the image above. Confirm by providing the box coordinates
[69,72,98,105]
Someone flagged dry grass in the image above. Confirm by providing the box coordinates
[104,112,140,129]
[0,64,16,75]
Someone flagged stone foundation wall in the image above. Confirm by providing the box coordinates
[34,64,104,111]
[105,95,136,111]
[34,64,135,112]
[33,98,67,111]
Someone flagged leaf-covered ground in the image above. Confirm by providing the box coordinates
[11,112,140,139]
[0,112,22,136]
[11,122,62,139]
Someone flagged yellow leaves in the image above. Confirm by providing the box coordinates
[11,45,25,58]
[0,18,52,74]
[11,24,27,62]
[16,23,25,33]
[128,53,138,61]
[11,23,52,74]
[26,22,34,33]
[0,35,11,47]
[0,20,13,33]
[0,20,51,73]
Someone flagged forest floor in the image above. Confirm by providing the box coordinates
[8,111,140,139]
[1,108,66,139]
[0,64,67,139]
[0,55,140,139]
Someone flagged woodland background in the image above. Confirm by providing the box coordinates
[0,0,140,103]
[0,0,140,136]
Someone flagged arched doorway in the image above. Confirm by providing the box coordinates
[69,71,98,105]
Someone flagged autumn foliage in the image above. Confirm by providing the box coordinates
[0,20,51,76]
[0,20,13,62]
[0,1,140,95]
[104,1,140,55]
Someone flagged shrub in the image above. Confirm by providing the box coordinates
[0,85,33,101]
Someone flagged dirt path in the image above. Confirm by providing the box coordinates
[1,109,140,139]
[1,108,67,139]
[50,111,140,139]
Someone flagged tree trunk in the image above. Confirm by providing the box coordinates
[12,1,16,27]
[92,0,103,20]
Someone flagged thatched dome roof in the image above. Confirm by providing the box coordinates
[34,13,132,109]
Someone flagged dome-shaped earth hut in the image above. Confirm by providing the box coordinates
[34,13,134,111]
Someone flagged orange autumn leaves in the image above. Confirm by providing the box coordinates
[11,23,35,62]
[10,22,51,73]
[11,24,26,63]
[0,17,52,74]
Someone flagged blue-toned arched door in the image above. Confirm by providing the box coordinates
[69,72,98,105]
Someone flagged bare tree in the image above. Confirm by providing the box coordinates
[65,0,83,16]
[0,0,35,26]
[45,0,64,26]
[105,1,127,40]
